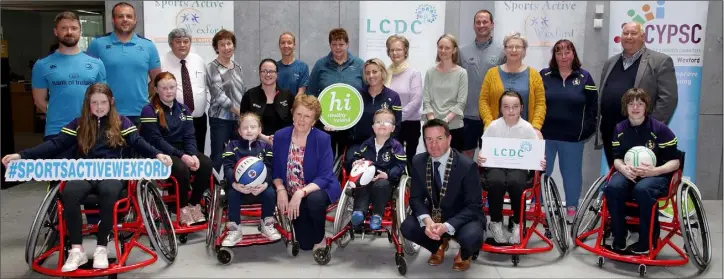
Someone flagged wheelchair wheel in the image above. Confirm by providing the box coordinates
[571,175,606,243]
[333,154,344,180]
[138,180,178,264]
[206,183,223,248]
[277,206,299,257]
[332,182,354,249]
[541,175,570,256]
[395,176,420,256]
[25,184,61,268]
[677,181,711,271]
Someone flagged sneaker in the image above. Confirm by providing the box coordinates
[351,211,364,226]
[92,246,109,269]
[369,215,382,230]
[179,207,194,226]
[190,204,206,224]
[509,223,521,244]
[487,221,508,244]
[629,241,656,255]
[260,217,282,241]
[567,206,576,218]
[222,223,243,247]
[61,248,88,272]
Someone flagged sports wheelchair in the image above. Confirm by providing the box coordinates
[478,171,570,266]
[25,180,177,278]
[156,173,215,244]
[571,152,711,277]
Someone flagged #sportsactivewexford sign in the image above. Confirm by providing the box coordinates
[4,159,172,182]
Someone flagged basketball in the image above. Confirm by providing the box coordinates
[348,160,376,187]
[624,146,657,167]
[233,156,267,187]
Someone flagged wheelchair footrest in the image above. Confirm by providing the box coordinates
[77,258,117,270]
[484,238,513,247]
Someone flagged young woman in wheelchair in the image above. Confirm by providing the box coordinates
[604,88,680,255]
[221,112,281,246]
[347,108,407,230]
[477,91,546,244]
[140,72,214,227]
[1,83,173,272]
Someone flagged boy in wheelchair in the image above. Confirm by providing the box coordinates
[221,113,281,246]
[604,88,681,255]
[347,108,407,230]
[477,91,546,244]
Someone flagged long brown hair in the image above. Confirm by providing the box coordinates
[152,72,177,129]
[77,83,125,155]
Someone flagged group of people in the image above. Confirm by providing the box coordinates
[2,2,684,274]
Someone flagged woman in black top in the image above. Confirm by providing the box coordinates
[240,58,295,141]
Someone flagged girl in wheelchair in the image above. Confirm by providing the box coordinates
[221,112,281,246]
[604,88,680,255]
[477,91,546,244]
[1,83,173,272]
[347,108,406,230]
[140,72,213,226]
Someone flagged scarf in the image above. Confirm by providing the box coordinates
[384,60,409,86]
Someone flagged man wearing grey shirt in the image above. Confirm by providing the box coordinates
[458,10,505,159]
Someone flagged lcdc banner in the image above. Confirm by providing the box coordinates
[603,1,708,182]
[4,159,172,182]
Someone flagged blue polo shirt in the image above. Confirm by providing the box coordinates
[276,59,309,96]
[87,32,161,117]
[31,51,106,136]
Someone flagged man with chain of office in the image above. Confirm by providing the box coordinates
[400,119,486,272]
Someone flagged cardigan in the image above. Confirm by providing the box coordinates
[478,66,546,130]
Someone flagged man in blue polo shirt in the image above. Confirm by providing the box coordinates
[87,2,161,125]
[32,11,106,150]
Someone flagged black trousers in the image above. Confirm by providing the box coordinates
[400,215,484,260]
[353,179,394,216]
[398,120,421,171]
[483,168,532,223]
[449,127,464,152]
[62,180,125,245]
[291,190,331,251]
[193,113,208,154]
[169,152,213,206]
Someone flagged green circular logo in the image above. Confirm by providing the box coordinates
[317,83,363,130]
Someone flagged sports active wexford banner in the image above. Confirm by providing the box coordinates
[4,159,172,182]
[604,1,708,182]
[480,137,546,171]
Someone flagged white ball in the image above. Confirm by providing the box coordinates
[233,156,268,187]
[624,146,657,167]
[349,160,376,187]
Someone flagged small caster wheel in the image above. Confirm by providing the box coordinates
[108,275,118,279]
[512,255,520,266]
[638,264,647,277]
[313,246,331,265]
[597,256,605,268]
[217,247,233,265]
[545,229,553,239]
[395,253,407,275]
[377,232,382,236]
[287,241,299,257]
[179,234,188,244]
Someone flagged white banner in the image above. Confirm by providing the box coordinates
[4,159,172,182]
[359,1,446,82]
[480,137,545,171]
[143,1,234,63]
[493,1,588,71]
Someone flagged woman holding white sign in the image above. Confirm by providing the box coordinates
[1,83,173,272]
[477,91,546,244]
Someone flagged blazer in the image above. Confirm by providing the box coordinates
[594,47,678,149]
[478,66,547,130]
[272,126,341,204]
[408,149,485,232]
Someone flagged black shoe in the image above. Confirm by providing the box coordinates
[628,241,656,255]
[604,243,629,255]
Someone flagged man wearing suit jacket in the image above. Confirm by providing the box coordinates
[400,119,485,272]
[595,22,678,167]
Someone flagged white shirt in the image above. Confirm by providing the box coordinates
[161,51,208,118]
[482,117,538,140]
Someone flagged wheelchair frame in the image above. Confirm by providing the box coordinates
[156,174,216,244]
[25,180,178,278]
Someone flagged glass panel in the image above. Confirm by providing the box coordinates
[79,15,104,51]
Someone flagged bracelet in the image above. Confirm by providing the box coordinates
[302,189,308,197]
[276,188,287,192]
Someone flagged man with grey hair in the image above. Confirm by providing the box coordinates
[161,28,209,153]
[595,21,677,168]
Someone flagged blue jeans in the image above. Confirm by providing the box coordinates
[226,184,276,225]
[209,117,238,172]
[544,140,584,208]
[604,172,669,248]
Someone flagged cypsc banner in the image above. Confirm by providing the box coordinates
[480,137,546,171]
[494,1,588,71]
[318,83,364,130]
[359,1,446,82]
[4,159,172,182]
[603,1,708,182]
[144,1,234,62]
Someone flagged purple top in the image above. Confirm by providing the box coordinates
[389,68,423,122]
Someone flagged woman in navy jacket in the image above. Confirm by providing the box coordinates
[2,83,172,272]
[140,72,213,227]
[539,39,597,220]
[272,94,341,255]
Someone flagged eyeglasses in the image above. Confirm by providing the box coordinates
[506,45,524,51]
[373,120,394,127]
[260,70,277,75]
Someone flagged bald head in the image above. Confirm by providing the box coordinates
[621,22,645,55]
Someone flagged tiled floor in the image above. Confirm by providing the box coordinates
[1,181,722,278]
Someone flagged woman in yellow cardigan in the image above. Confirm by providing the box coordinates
[478,32,546,139]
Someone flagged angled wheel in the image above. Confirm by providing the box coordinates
[206,182,223,248]
[332,182,354,248]
[26,183,61,268]
[571,175,606,243]
[541,175,570,256]
[396,176,420,256]
[677,181,711,271]
[138,180,178,264]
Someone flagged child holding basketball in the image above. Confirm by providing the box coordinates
[347,108,407,230]
[477,91,546,245]
[221,112,280,246]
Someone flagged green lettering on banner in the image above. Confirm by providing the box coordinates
[318,83,364,130]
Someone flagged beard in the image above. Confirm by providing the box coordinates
[114,22,136,35]
[59,36,79,47]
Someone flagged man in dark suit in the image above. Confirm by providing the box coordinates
[400,119,485,272]
[595,21,678,167]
